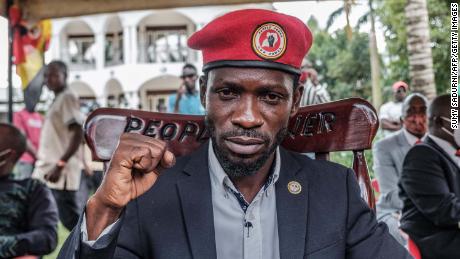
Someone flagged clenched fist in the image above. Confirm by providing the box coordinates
[86,133,175,240]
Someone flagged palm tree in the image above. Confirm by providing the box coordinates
[404,0,436,99]
[327,0,382,108]
[326,0,355,41]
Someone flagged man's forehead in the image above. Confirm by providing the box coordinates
[183,67,197,75]
[207,67,294,87]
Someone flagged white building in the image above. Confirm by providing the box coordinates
[43,3,273,113]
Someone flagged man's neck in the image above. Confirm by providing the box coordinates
[230,154,275,204]
[405,128,425,139]
[186,88,197,95]
[53,85,66,96]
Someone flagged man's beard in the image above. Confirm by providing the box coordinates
[206,117,288,178]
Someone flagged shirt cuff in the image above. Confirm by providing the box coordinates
[81,212,120,246]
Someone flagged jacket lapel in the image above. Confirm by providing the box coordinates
[276,148,308,259]
[176,143,217,259]
[426,137,460,171]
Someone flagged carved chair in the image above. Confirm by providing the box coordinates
[84,97,378,208]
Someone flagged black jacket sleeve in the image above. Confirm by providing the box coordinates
[344,169,411,258]
[58,201,143,259]
[400,145,460,227]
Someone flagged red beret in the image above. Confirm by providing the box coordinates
[188,9,313,75]
[392,81,409,92]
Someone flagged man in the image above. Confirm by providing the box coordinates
[32,60,84,231]
[168,63,205,115]
[59,9,409,259]
[300,67,331,106]
[373,93,428,245]
[399,94,460,259]
[0,123,58,258]
[13,106,43,179]
[379,81,409,136]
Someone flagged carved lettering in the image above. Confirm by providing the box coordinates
[179,122,199,142]
[161,123,178,140]
[124,117,144,133]
[143,120,161,137]
[301,114,317,137]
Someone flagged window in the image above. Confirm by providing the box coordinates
[142,26,188,63]
[105,32,123,66]
[68,35,96,68]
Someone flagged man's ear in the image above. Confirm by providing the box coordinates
[199,76,207,108]
[290,84,304,118]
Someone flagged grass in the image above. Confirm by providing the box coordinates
[44,223,70,259]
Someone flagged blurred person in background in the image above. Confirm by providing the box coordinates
[379,81,409,136]
[32,60,84,231]
[0,123,58,258]
[373,93,428,245]
[399,94,460,259]
[299,66,331,106]
[12,105,43,180]
[168,63,205,115]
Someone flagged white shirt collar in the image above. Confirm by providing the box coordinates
[208,141,280,194]
[402,128,424,146]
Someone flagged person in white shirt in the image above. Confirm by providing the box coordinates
[379,81,409,136]
[299,68,331,106]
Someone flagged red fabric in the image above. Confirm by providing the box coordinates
[10,5,26,64]
[371,179,380,193]
[392,81,409,92]
[455,150,460,157]
[415,139,422,144]
[408,238,422,259]
[13,109,43,164]
[188,9,312,71]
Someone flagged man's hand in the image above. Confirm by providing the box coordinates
[176,84,186,101]
[86,133,175,240]
[174,84,186,113]
[44,166,63,183]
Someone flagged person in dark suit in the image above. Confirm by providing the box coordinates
[58,9,409,259]
[373,93,428,245]
[399,94,460,259]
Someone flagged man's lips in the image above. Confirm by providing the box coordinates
[224,136,266,155]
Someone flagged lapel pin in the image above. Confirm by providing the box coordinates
[287,181,302,194]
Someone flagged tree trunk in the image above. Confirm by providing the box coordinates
[405,0,437,99]
[369,0,382,109]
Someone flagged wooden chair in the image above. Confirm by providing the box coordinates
[84,98,378,208]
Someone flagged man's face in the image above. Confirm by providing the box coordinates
[181,68,198,92]
[44,65,66,92]
[202,67,302,178]
[394,86,407,102]
[402,97,427,138]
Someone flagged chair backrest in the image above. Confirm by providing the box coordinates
[84,98,378,208]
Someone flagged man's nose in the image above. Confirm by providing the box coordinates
[230,96,264,129]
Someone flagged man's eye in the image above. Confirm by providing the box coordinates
[261,93,282,104]
[217,89,238,99]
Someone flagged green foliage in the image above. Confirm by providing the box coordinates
[306,16,372,100]
[376,0,451,99]
[330,149,375,179]
[44,222,70,259]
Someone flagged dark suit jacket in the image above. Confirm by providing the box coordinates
[59,144,409,259]
[399,137,460,259]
